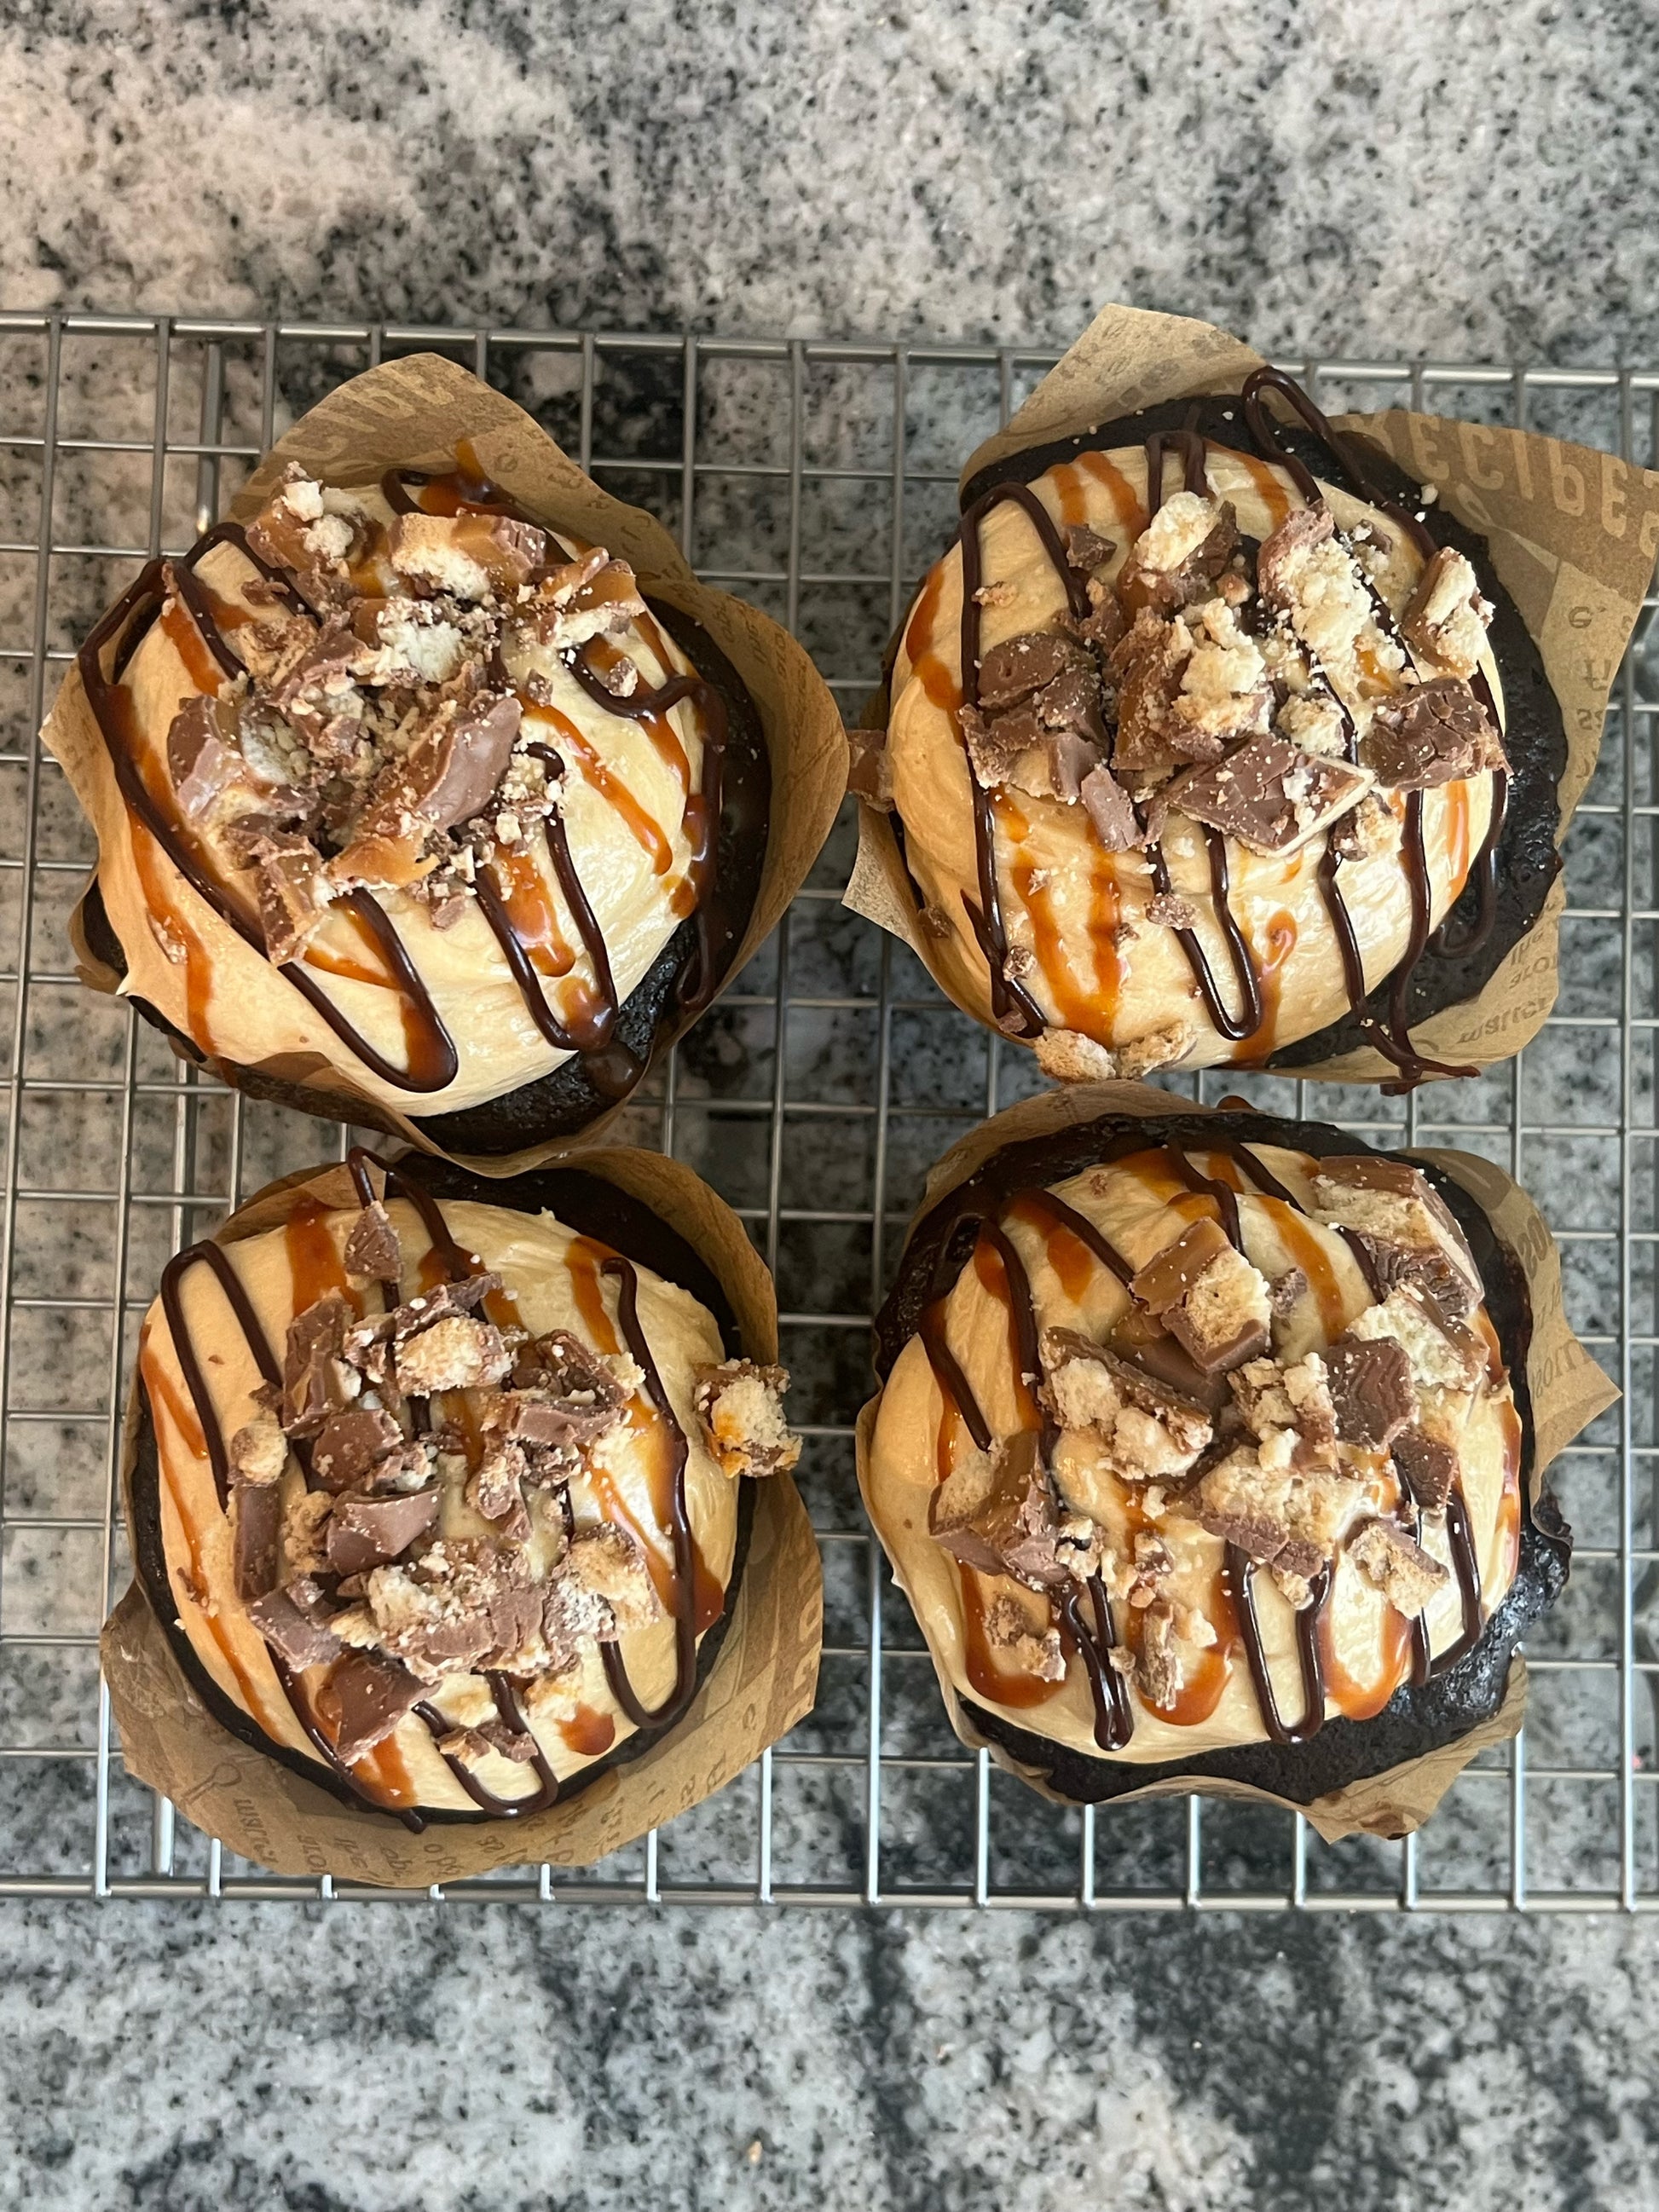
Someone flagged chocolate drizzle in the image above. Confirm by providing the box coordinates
[1224,1550,1332,1744]
[78,534,460,1094]
[597,1254,702,1733]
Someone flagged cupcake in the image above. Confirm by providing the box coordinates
[130,1146,801,1823]
[860,1098,1571,1806]
[859,368,1564,1090]
[56,390,816,1158]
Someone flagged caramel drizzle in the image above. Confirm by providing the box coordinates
[922,1135,1488,1743]
[154,1232,425,1828]
[1240,366,1505,1082]
[78,531,460,1094]
[428,461,731,1088]
[596,1255,702,1732]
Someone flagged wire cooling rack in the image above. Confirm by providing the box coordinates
[0,313,1655,1910]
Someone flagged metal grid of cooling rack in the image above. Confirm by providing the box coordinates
[0,313,1655,1910]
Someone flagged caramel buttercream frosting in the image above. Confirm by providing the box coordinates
[133,1151,799,1820]
[861,1111,1563,1782]
[864,370,1553,1091]
[71,450,768,1142]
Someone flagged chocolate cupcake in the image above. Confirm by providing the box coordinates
[861,1098,1572,1809]
[131,1147,801,1823]
[859,369,1564,1090]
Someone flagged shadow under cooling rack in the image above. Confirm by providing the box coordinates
[0,313,1656,1909]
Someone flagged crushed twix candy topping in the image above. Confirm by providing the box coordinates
[915,1135,1519,1732]
[199,1195,785,1776]
[693,1360,801,1478]
[163,464,668,962]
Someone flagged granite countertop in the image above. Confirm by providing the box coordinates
[3,2,1659,2206]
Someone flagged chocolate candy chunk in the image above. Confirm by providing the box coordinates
[1166,736,1371,857]
[344,1200,402,1284]
[322,1649,424,1762]
[1360,1236,1478,1328]
[544,1524,662,1658]
[1117,494,1240,620]
[692,1359,800,1478]
[1130,1216,1234,1314]
[166,695,241,820]
[981,1591,1066,1682]
[281,1294,361,1438]
[1031,662,1107,748]
[1043,730,1107,804]
[929,1429,1072,1589]
[325,1486,441,1576]
[231,1478,282,1602]
[1079,763,1139,851]
[1039,1326,1212,1480]
[312,1405,405,1493]
[246,1578,345,1671]
[1324,1336,1419,1450]
[1063,523,1116,574]
[1310,1155,1482,1294]
[496,1328,629,1446]
[1360,677,1505,788]
[1348,1516,1449,1615]
[1392,1426,1460,1513]
[234,824,326,965]
[1255,502,1335,612]
[395,1314,512,1396]
[976,632,1090,711]
[386,510,547,598]
[406,693,523,834]
[1400,547,1492,680]
[847,731,894,810]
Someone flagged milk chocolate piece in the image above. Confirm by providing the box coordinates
[500,1328,630,1448]
[1031,662,1107,747]
[1360,1238,1477,1328]
[1256,502,1335,611]
[1392,1427,1460,1513]
[1117,497,1240,620]
[692,1358,801,1477]
[246,1579,345,1671]
[323,1649,424,1761]
[311,1406,405,1490]
[166,695,242,819]
[1039,1326,1211,1477]
[981,1591,1066,1683]
[231,1479,282,1601]
[325,1486,441,1576]
[395,1314,512,1395]
[281,1294,361,1437]
[1360,678,1505,788]
[1079,763,1139,851]
[386,510,546,597]
[929,1429,1071,1589]
[240,827,326,964]
[402,694,523,834]
[1400,547,1491,680]
[1348,1516,1449,1615]
[1166,737,1370,857]
[976,632,1090,711]
[1136,1600,1182,1708]
[1324,1337,1418,1450]
[1063,523,1116,574]
[847,731,894,809]
[344,1200,402,1283]
[1130,1216,1233,1314]
[1311,1156,1481,1285]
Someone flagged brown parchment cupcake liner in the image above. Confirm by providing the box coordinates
[855,1078,1615,1841]
[846,301,1659,1086]
[101,1143,823,1885]
[46,353,849,1174]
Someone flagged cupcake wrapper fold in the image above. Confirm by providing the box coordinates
[47,352,848,1172]
[101,1144,823,1885]
[846,300,1659,1083]
[856,1077,1616,1840]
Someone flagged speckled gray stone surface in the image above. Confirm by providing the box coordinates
[3,0,1659,2204]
